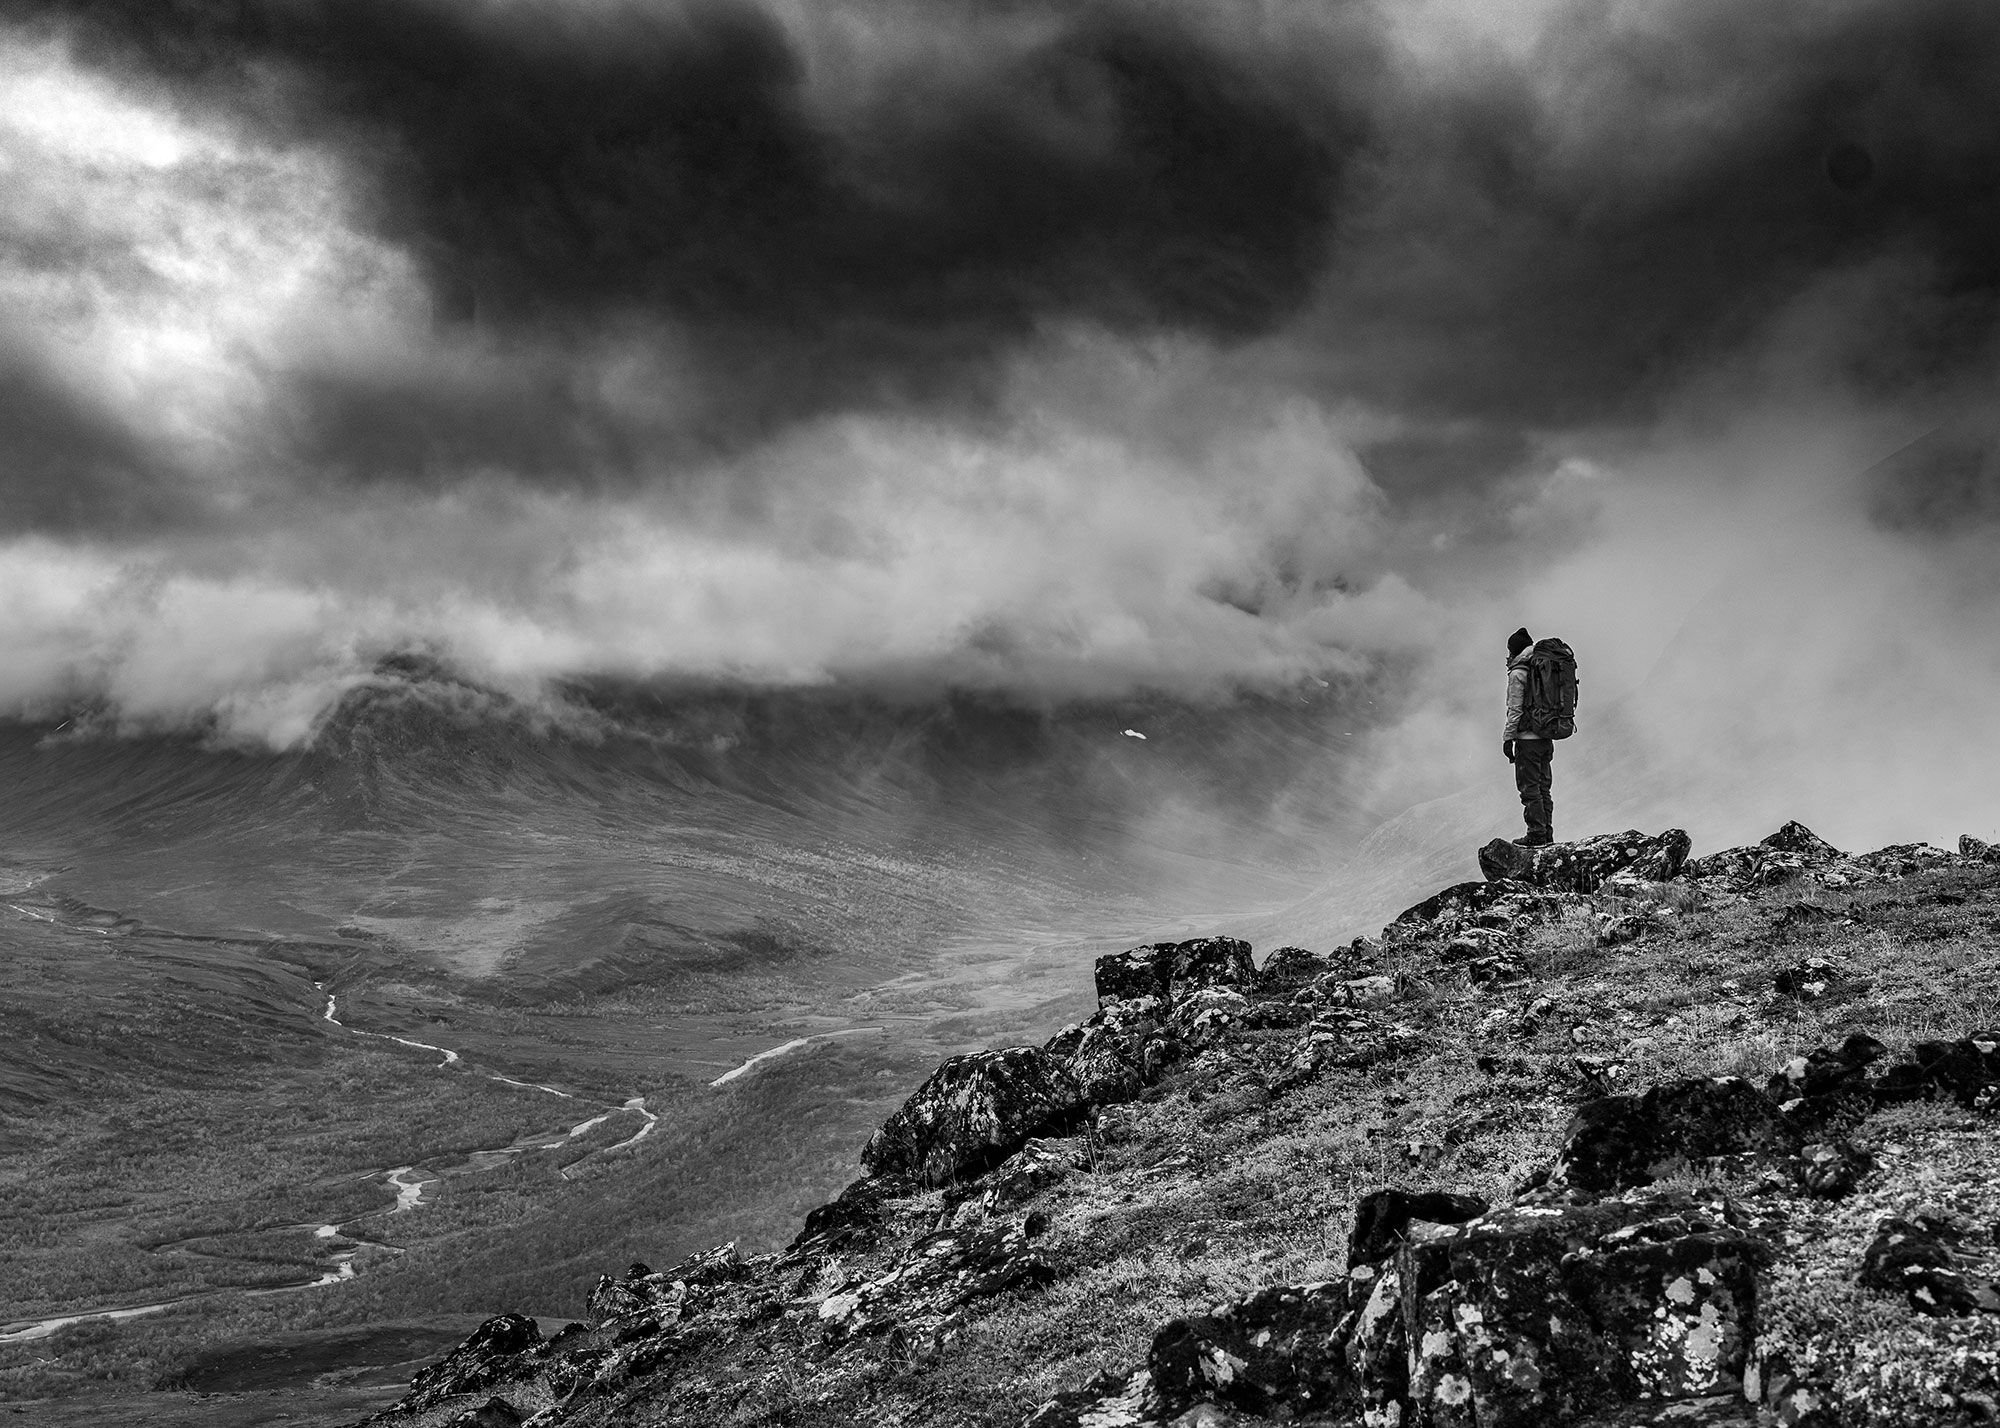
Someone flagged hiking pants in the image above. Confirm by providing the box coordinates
[1513,739,1553,842]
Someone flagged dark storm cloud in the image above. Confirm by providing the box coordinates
[1325,0,2000,450]
[13,0,1362,468]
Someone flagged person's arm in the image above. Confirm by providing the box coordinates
[1503,664,1525,741]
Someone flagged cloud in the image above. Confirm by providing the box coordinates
[1,0,2000,853]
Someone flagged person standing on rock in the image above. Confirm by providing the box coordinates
[1504,626,1554,847]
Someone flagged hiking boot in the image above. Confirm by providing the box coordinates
[1513,834,1554,847]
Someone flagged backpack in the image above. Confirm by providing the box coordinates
[1522,638,1578,739]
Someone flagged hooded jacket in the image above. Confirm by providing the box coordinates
[1504,646,1547,742]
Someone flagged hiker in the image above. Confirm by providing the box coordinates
[1503,626,1554,846]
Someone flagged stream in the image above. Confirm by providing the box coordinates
[0,989,664,1345]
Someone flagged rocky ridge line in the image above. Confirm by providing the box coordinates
[353,823,2000,1428]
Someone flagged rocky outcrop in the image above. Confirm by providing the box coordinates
[397,1313,543,1414]
[1031,1190,1772,1428]
[1554,1077,1801,1193]
[817,1213,1055,1340]
[1477,829,1692,893]
[365,819,2000,1428]
[1092,937,1256,1005]
[862,1047,1085,1187]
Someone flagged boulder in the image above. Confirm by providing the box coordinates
[1401,1192,1770,1426]
[817,1213,1055,1339]
[1554,1077,1800,1194]
[1765,1033,1887,1134]
[1762,821,1844,860]
[1684,822,1850,892]
[1770,957,1843,1000]
[1164,987,1253,1051]
[1477,830,1692,895]
[1391,879,1541,934]
[863,1047,1086,1187]
[1873,1031,2000,1110]
[1858,1215,2000,1316]
[398,1313,542,1414]
[1963,834,2000,862]
[1147,1281,1356,1420]
[1348,1187,1489,1266]
[787,1177,889,1257]
[1052,996,1169,1108]
[1796,1141,1871,1199]
[444,1400,525,1428]
[1260,945,1337,988]
[1093,937,1256,1006]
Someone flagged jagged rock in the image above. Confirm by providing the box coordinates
[396,1313,542,1414]
[1344,1260,1408,1424]
[1595,913,1646,947]
[1053,996,1170,1107]
[584,1243,749,1327]
[1146,1281,1355,1420]
[1272,1012,1418,1091]
[1764,821,1845,860]
[1771,957,1843,1000]
[1093,938,1256,1006]
[1684,822,1853,892]
[1348,1187,1488,1265]
[1165,987,1252,1050]
[1859,1216,2000,1315]
[984,1137,1085,1208]
[1554,1077,1800,1193]
[817,1213,1054,1339]
[1853,842,1954,878]
[1963,834,2000,862]
[1391,879,1541,935]
[1874,1031,2000,1110]
[1766,1033,1887,1134]
[787,1176,891,1257]
[1466,953,1530,987]
[863,1047,1086,1187]
[1300,973,1397,1008]
[444,1400,524,1428]
[1478,829,1693,895]
[1402,1192,1770,1426]
[584,1267,652,1322]
[1259,945,1337,988]
[1796,1141,1871,1198]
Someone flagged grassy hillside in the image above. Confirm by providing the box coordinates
[343,824,2000,1428]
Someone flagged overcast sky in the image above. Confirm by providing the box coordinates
[2,0,1998,838]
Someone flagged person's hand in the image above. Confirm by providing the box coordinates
[1502,740,1516,762]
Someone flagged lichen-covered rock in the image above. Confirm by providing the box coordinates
[1092,938,1256,1006]
[817,1214,1055,1339]
[1146,1280,1355,1419]
[863,1047,1086,1187]
[1684,822,1854,892]
[786,1176,890,1257]
[1165,987,1252,1050]
[1348,1187,1489,1266]
[443,1399,525,1428]
[1478,830,1693,895]
[1765,1033,1887,1135]
[1052,996,1171,1107]
[1272,1011,1419,1092]
[1796,1141,1872,1198]
[1400,1192,1769,1426]
[1344,1260,1409,1423]
[1391,879,1542,935]
[397,1313,542,1413]
[1771,957,1844,1000]
[1963,834,2000,862]
[1858,1216,2000,1316]
[1259,945,1338,988]
[1873,1032,2000,1110]
[1554,1077,1800,1194]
